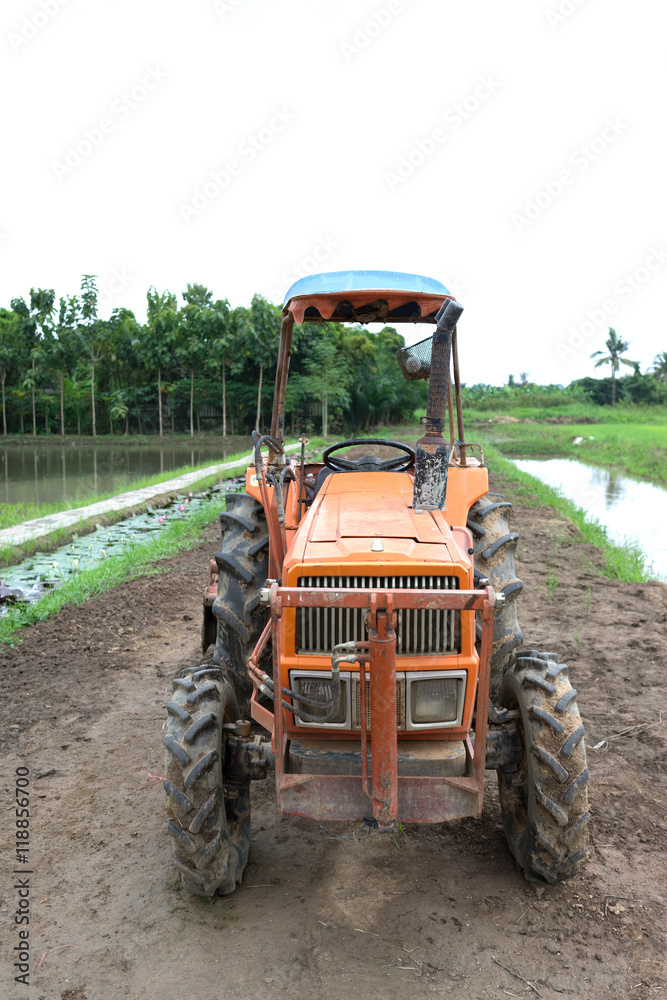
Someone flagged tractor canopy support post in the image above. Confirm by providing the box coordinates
[269,312,294,457]
[413,300,464,510]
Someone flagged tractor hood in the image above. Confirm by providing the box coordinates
[310,475,441,543]
[286,472,471,574]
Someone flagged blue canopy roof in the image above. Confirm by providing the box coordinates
[283,270,449,306]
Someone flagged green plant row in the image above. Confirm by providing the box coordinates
[0,499,223,648]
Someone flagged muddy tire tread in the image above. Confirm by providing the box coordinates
[469,493,523,700]
[497,650,590,883]
[164,669,251,896]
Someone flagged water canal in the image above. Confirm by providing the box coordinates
[0,441,246,505]
[512,457,666,581]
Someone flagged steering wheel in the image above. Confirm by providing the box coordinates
[322,438,416,473]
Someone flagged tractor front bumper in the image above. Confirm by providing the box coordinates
[255,583,497,829]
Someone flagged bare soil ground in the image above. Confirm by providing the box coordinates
[2,476,666,1000]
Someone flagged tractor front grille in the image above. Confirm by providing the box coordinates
[295,576,460,656]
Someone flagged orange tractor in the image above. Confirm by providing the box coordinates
[163,271,589,895]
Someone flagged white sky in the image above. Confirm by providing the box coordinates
[1,0,665,386]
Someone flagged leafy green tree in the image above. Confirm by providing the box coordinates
[177,284,213,437]
[249,295,281,432]
[11,288,55,435]
[0,308,18,435]
[650,352,667,405]
[302,329,351,437]
[206,297,234,436]
[48,295,80,436]
[143,288,179,437]
[590,328,635,407]
[76,275,110,438]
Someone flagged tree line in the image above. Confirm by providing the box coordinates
[466,329,667,410]
[0,276,427,439]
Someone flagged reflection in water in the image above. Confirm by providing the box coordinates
[513,458,666,581]
[1,443,234,506]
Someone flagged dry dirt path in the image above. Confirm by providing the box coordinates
[1,478,666,1000]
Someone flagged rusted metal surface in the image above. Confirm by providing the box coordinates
[250,688,275,735]
[253,435,286,578]
[471,589,494,812]
[273,584,494,613]
[203,558,218,607]
[278,773,480,823]
[288,737,467,777]
[367,600,398,826]
[358,654,371,799]
[266,582,496,824]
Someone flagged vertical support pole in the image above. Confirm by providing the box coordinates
[271,589,286,812]
[472,590,495,813]
[447,369,456,458]
[269,313,294,459]
[358,657,371,800]
[368,598,398,829]
[451,327,467,467]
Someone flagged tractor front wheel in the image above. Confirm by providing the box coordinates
[163,665,251,896]
[497,649,590,883]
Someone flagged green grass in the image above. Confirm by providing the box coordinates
[414,402,667,425]
[413,402,667,424]
[475,422,667,485]
[0,500,221,648]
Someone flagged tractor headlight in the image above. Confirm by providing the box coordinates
[406,671,467,729]
[290,671,350,728]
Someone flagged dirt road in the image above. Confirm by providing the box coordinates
[2,478,666,999]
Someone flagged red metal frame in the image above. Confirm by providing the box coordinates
[249,583,495,827]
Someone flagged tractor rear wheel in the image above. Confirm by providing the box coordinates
[468,493,523,701]
[163,665,251,896]
[497,650,590,883]
[208,492,269,712]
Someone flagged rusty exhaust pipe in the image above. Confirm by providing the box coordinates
[412,299,464,510]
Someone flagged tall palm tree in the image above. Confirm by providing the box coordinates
[651,351,667,405]
[590,328,635,407]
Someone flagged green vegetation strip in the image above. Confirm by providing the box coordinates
[482,443,651,583]
[0,500,221,648]
[475,422,667,485]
